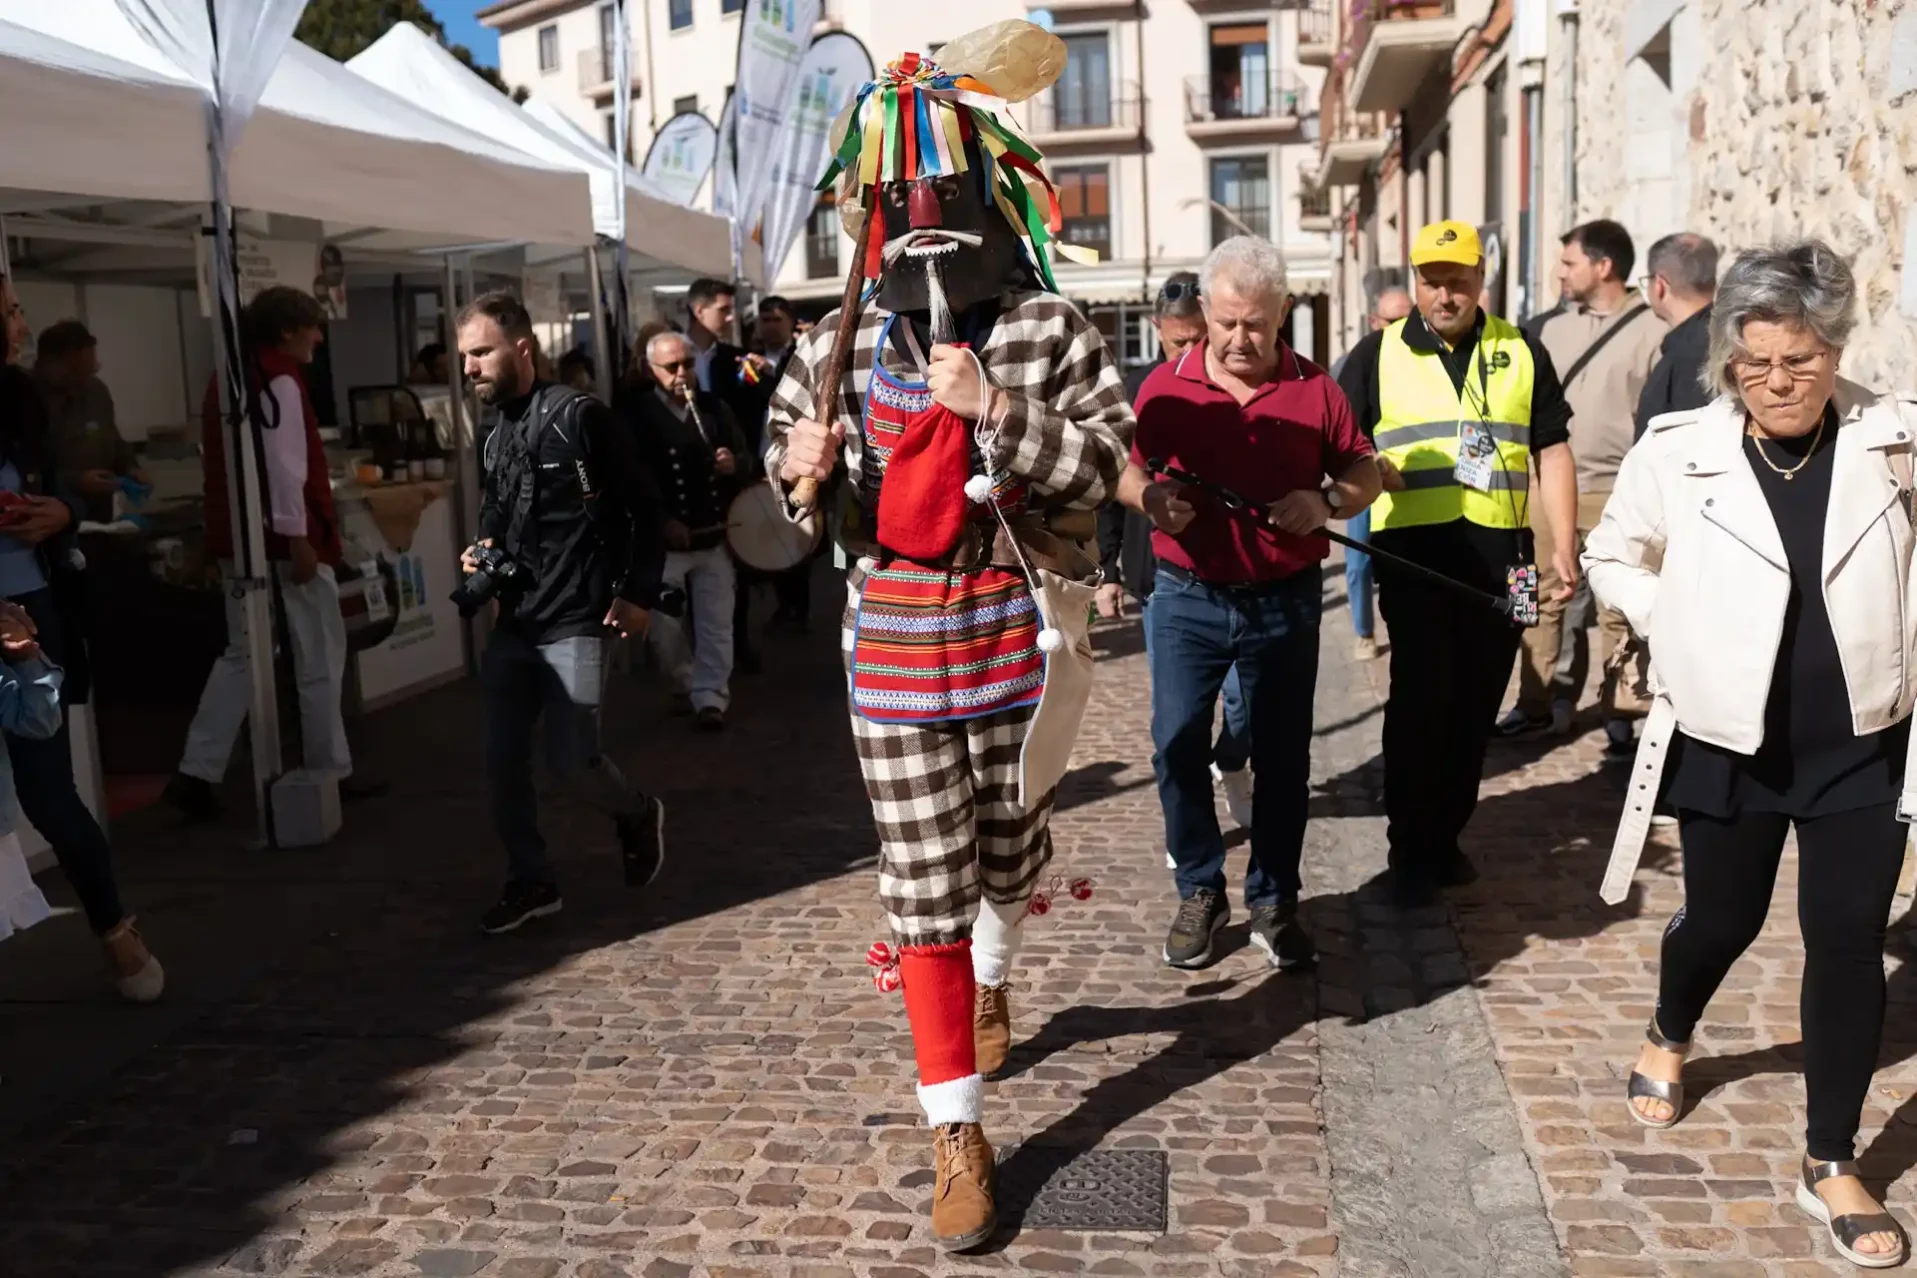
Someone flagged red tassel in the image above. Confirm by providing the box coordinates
[865,940,901,993]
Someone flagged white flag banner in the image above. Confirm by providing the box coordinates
[713,91,739,221]
[729,0,822,274]
[759,32,873,284]
[641,110,719,207]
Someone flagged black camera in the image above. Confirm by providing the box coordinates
[450,543,527,618]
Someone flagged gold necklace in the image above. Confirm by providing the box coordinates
[1748,414,1826,482]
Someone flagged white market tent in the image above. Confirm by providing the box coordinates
[347,23,743,281]
[0,18,210,207]
[0,0,594,251]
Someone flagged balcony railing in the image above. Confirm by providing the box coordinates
[1299,184,1332,220]
[1298,0,1333,47]
[1341,0,1455,73]
[579,47,640,95]
[1024,82,1145,139]
[1183,70,1313,128]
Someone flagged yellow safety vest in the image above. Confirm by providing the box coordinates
[1370,314,1537,531]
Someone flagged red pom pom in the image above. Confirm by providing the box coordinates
[873,966,902,994]
[1027,893,1052,917]
[865,941,895,969]
[1069,878,1094,901]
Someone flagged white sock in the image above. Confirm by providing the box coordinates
[970,896,1026,989]
[917,1073,984,1125]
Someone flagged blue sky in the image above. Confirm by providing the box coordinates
[427,1,499,67]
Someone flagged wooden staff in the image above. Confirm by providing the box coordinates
[789,195,879,515]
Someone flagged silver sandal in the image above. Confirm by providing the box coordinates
[1795,1156,1907,1269]
[1625,1018,1690,1129]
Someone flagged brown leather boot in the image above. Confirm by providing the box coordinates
[974,983,1011,1078]
[931,1122,996,1252]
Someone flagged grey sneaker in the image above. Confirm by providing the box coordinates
[1163,889,1229,969]
[1248,901,1315,970]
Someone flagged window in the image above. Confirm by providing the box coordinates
[806,196,839,280]
[603,111,618,150]
[673,94,699,116]
[1208,22,1271,119]
[537,24,559,73]
[1210,155,1270,243]
[723,0,746,10]
[1053,164,1111,261]
[669,0,693,30]
[1053,33,1112,129]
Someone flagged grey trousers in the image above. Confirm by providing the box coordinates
[483,628,642,886]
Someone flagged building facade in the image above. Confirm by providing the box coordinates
[1312,0,1917,387]
[478,0,1340,367]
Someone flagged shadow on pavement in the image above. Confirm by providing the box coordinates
[0,570,886,1276]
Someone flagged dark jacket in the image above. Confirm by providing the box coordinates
[477,382,666,643]
[1095,362,1161,599]
[1634,304,1714,441]
[624,386,750,551]
[700,339,776,459]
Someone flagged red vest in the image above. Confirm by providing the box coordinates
[201,349,341,566]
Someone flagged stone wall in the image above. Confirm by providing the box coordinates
[1569,0,1917,390]
[1688,0,1916,392]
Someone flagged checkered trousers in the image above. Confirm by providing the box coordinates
[842,599,1057,947]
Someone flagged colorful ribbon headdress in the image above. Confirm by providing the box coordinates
[816,20,1096,292]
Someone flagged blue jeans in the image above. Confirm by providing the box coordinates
[1143,594,1250,772]
[1148,569,1322,909]
[1344,506,1375,640]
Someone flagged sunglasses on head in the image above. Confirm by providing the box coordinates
[1160,280,1197,302]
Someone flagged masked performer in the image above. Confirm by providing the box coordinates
[764,21,1133,1252]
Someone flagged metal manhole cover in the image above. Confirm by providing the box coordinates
[997,1147,1168,1232]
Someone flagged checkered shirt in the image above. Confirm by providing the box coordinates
[764,290,1136,525]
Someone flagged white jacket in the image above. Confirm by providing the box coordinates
[1582,378,1917,903]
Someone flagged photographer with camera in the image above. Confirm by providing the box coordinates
[457,292,668,935]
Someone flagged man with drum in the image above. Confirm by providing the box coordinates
[628,330,750,730]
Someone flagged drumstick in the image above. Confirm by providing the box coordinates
[789,196,880,515]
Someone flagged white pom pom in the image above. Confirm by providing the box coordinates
[964,473,994,504]
[1037,627,1064,653]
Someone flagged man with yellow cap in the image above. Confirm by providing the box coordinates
[1334,221,1581,908]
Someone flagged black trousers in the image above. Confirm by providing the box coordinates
[1377,570,1522,881]
[7,588,123,935]
[1657,804,1906,1162]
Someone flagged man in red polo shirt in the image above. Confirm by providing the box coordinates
[1119,236,1381,970]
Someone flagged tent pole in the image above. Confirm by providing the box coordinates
[199,0,281,845]
[586,245,616,405]
[445,254,485,675]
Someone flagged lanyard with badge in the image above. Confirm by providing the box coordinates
[1442,334,1539,627]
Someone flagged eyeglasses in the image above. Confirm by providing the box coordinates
[653,359,695,373]
[1727,349,1831,386]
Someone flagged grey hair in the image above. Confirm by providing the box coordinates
[1645,233,1719,299]
[646,330,692,363]
[1705,239,1856,399]
[1200,236,1289,304]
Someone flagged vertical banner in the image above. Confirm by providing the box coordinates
[728,0,823,277]
[640,110,720,207]
[759,32,873,283]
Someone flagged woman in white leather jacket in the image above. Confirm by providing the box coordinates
[1584,240,1913,1269]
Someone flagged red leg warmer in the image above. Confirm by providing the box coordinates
[899,941,977,1086]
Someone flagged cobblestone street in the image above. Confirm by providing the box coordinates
[0,564,1909,1277]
